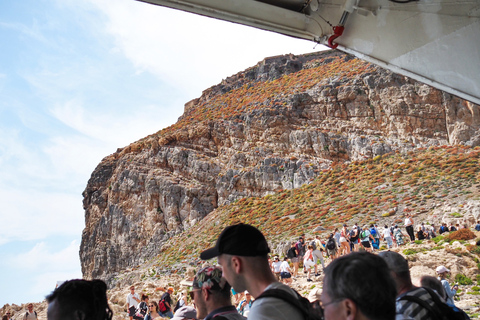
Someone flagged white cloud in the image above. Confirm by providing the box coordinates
[87,0,323,99]
[0,188,84,245]
[5,240,82,300]
[10,240,80,273]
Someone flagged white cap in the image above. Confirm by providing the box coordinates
[436,266,450,274]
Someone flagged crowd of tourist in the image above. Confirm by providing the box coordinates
[4,220,475,320]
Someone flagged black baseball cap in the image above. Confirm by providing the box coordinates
[200,223,270,260]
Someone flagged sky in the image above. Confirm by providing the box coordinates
[0,0,325,306]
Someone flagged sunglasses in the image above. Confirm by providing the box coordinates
[189,289,201,299]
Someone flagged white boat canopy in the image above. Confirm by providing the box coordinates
[137,0,480,105]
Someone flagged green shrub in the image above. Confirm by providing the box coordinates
[471,286,480,292]
[455,274,473,285]
[432,236,444,244]
[476,274,480,284]
[414,240,423,245]
[403,249,418,255]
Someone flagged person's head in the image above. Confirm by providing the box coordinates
[436,266,450,279]
[171,305,197,320]
[46,279,113,320]
[141,294,148,301]
[5,312,11,319]
[378,251,412,295]
[321,252,396,320]
[27,304,33,311]
[274,256,279,262]
[130,286,135,293]
[335,228,339,232]
[307,245,313,250]
[168,287,174,294]
[420,275,446,300]
[3,315,8,320]
[245,291,252,301]
[384,225,388,228]
[190,266,232,319]
[149,301,159,313]
[200,223,271,294]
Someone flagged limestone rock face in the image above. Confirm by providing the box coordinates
[81,51,480,282]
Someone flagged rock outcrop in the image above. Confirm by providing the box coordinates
[80,50,480,282]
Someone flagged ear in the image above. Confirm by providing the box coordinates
[202,287,210,301]
[342,298,358,320]
[231,256,242,274]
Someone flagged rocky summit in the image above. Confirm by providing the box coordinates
[80,50,480,285]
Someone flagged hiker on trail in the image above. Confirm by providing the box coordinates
[159,287,174,318]
[439,223,448,234]
[326,233,338,259]
[279,257,293,285]
[200,223,304,320]
[393,225,406,247]
[136,294,149,319]
[295,237,305,258]
[311,235,325,275]
[190,265,246,320]
[429,224,437,239]
[145,301,162,320]
[5,312,12,320]
[339,224,351,255]
[404,214,415,242]
[350,224,360,252]
[127,286,141,320]
[333,228,341,250]
[46,279,113,320]
[360,225,374,253]
[449,223,458,232]
[303,245,315,282]
[286,242,299,278]
[417,225,427,240]
[369,224,380,251]
[475,221,480,232]
[23,304,37,320]
[174,290,188,313]
[436,266,458,307]
[237,291,253,317]
[379,251,469,320]
[321,252,396,320]
[382,225,394,249]
[271,256,282,281]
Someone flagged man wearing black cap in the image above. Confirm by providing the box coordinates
[200,223,303,320]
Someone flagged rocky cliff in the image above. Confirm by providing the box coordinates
[80,50,480,282]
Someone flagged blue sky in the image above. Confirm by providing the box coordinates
[0,0,323,305]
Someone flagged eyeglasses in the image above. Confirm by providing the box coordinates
[149,305,155,308]
[189,289,201,299]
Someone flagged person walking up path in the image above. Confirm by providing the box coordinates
[404,214,415,242]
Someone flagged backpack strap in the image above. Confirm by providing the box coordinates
[254,288,308,319]
[398,294,443,320]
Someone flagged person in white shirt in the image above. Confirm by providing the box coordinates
[382,225,393,249]
[127,286,141,320]
[279,257,292,285]
[271,256,282,281]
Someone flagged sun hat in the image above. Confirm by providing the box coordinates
[172,306,197,320]
[436,266,450,274]
[192,266,227,291]
[168,287,174,292]
[378,251,409,273]
[200,223,270,260]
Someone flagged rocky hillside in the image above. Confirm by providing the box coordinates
[80,50,480,283]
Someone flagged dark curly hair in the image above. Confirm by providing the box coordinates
[46,279,113,320]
